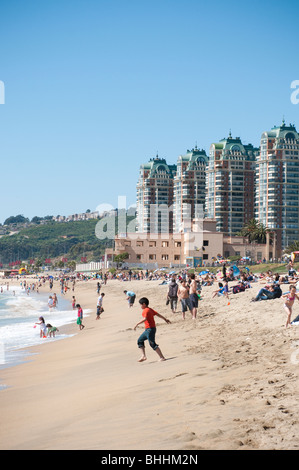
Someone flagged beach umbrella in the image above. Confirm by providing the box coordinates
[199,270,209,275]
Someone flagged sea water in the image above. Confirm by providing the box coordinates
[0,285,82,386]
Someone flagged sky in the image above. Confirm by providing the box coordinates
[0,0,299,223]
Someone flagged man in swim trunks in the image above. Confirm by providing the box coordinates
[188,273,198,319]
[177,280,192,320]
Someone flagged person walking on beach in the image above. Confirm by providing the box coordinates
[96,293,105,319]
[177,280,192,320]
[124,290,136,308]
[48,296,54,311]
[282,285,299,328]
[188,273,198,319]
[167,276,178,313]
[133,297,171,362]
[76,304,85,330]
[52,293,58,308]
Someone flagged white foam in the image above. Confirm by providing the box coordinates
[0,291,90,371]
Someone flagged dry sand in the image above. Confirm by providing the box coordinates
[0,276,299,450]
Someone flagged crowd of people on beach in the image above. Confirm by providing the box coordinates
[2,258,299,364]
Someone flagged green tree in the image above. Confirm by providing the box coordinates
[4,215,29,225]
[240,219,269,243]
[114,252,129,268]
[284,240,299,254]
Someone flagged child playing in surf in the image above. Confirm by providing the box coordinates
[133,297,171,362]
[46,324,59,337]
[76,304,85,330]
[282,285,299,328]
[35,317,47,338]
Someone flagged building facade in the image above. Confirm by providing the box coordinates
[173,146,208,233]
[136,155,176,233]
[205,133,258,236]
[107,219,271,269]
[255,120,299,253]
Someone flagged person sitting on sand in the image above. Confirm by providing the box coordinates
[133,297,171,362]
[212,282,225,298]
[282,285,299,328]
[251,283,282,302]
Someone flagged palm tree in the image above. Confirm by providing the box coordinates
[240,219,270,243]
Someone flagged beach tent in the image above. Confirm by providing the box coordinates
[18,268,27,275]
[232,266,240,276]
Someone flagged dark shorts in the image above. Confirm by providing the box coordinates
[137,327,158,350]
[129,295,136,304]
[180,298,192,312]
[97,306,103,315]
[189,293,199,309]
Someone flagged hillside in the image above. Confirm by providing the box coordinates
[0,216,135,266]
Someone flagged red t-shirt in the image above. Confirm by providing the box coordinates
[142,307,158,329]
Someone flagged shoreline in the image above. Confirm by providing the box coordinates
[0,283,79,379]
[0,275,299,450]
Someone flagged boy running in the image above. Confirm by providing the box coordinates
[133,297,171,362]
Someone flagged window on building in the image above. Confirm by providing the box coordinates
[203,240,209,246]
[149,241,156,247]
[162,241,169,248]
[149,254,156,260]
[174,255,180,261]
[174,241,181,247]
[136,254,142,260]
[203,254,209,260]
[161,254,169,261]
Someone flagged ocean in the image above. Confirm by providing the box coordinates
[0,285,82,387]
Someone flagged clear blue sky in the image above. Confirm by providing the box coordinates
[0,0,298,223]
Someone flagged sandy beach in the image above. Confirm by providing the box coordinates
[0,275,299,450]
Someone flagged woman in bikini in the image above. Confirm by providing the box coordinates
[282,285,299,328]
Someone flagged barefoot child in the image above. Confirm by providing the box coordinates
[282,285,299,327]
[76,304,85,330]
[35,316,47,338]
[46,324,59,337]
[133,297,171,362]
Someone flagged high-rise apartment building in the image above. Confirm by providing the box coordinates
[205,133,258,236]
[173,146,208,232]
[255,120,299,252]
[136,155,176,233]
